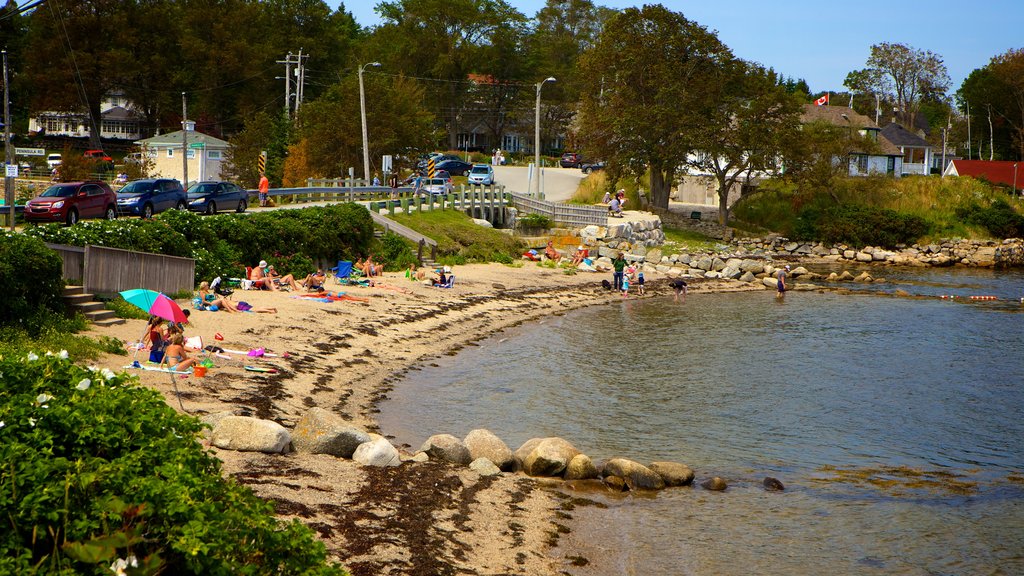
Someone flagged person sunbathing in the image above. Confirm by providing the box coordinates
[360,254,385,277]
[302,269,327,291]
[544,241,560,261]
[251,260,277,291]
[266,265,301,291]
[159,333,198,372]
[572,246,588,266]
[197,281,238,312]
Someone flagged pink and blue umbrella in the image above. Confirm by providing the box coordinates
[119,288,189,324]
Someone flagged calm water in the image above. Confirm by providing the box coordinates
[378,267,1024,575]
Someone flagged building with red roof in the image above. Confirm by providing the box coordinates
[943,160,1023,193]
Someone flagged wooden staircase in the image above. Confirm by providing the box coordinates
[63,286,125,327]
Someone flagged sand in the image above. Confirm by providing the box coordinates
[91,262,761,575]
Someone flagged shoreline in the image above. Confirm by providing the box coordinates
[89,259,990,574]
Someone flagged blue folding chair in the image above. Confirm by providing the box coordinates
[330,261,353,285]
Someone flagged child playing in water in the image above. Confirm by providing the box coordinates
[621,271,630,298]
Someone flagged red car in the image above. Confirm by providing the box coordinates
[24,181,118,225]
[84,149,113,162]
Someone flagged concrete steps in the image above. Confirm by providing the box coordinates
[63,285,125,326]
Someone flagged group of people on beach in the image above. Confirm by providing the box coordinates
[610,252,645,298]
[603,189,627,217]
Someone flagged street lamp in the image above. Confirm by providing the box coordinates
[359,62,381,183]
[534,76,556,197]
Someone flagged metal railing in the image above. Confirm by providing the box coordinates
[509,192,608,227]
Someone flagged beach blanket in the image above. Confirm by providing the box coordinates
[298,292,370,303]
[123,363,193,374]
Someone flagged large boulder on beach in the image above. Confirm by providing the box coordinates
[464,429,515,471]
[353,437,401,467]
[291,407,370,457]
[563,454,600,480]
[602,458,665,490]
[514,438,545,465]
[522,437,581,477]
[649,461,695,487]
[420,434,472,465]
[469,457,502,477]
[211,416,290,453]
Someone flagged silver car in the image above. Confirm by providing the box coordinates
[467,164,495,185]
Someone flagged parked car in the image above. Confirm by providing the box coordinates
[413,177,453,196]
[116,178,187,218]
[560,152,582,168]
[83,149,113,162]
[46,153,62,169]
[467,164,495,185]
[580,161,606,174]
[24,181,117,225]
[434,159,473,176]
[187,181,249,214]
[416,153,461,169]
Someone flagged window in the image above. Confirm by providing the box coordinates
[207,150,222,160]
[167,149,174,158]
[887,156,896,175]
[855,154,868,174]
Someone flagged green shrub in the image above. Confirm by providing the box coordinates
[377,232,418,271]
[955,199,1024,238]
[797,204,930,247]
[0,353,346,575]
[0,232,65,333]
[104,296,152,320]
[517,213,552,230]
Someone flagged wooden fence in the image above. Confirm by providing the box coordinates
[47,243,195,297]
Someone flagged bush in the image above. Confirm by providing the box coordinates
[0,353,346,575]
[955,199,1024,238]
[517,213,551,230]
[0,232,65,333]
[377,232,418,271]
[797,204,930,247]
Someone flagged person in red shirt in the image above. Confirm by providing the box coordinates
[258,173,270,207]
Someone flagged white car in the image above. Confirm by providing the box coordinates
[467,164,495,185]
[46,153,62,169]
[414,177,452,196]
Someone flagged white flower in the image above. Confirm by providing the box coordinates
[101,368,116,381]
[88,366,99,372]
[76,379,92,391]
[109,556,137,575]
[58,350,69,359]
[26,352,39,361]
[0,421,5,429]
[28,417,36,427]
[36,393,53,405]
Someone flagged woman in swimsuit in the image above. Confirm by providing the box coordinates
[198,282,238,312]
[160,333,198,372]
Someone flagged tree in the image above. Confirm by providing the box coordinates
[849,42,950,133]
[958,49,1024,161]
[687,64,803,225]
[577,5,734,209]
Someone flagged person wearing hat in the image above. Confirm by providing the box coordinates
[572,245,588,266]
[776,265,790,298]
[250,260,277,290]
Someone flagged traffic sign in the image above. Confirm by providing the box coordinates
[15,147,45,156]
[5,164,18,178]
[189,142,204,149]
[427,158,436,178]
[258,151,267,174]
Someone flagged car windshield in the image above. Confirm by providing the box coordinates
[119,182,153,194]
[187,183,217,196]
[40,186,74,198]
[470,166,489,174]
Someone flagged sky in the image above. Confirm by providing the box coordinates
[327,0,1022,96]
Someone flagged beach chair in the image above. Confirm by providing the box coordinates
[436,275,455,288]
[330,260,353,285]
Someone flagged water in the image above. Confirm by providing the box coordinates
[378,268,1024,575]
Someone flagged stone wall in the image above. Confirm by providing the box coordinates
[573,218,667,261]
[732,236,1024,268]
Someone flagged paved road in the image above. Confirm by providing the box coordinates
[493,165,587,202]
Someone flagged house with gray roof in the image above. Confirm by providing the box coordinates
[800,104,903,177]
[136,129,231,186]
[880,123,933,176]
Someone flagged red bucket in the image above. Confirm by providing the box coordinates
[193,366,207,378]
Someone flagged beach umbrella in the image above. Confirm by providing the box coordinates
[119,288,189,324]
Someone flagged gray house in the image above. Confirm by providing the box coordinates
[880,123,933,176]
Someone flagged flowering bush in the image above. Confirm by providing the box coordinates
[0,233,65,332]
[0,352,346,575]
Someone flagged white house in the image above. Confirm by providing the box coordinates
[136,129,230,185]
[880,123,933,176]
[801,104,903,177]
[28,94,142,141]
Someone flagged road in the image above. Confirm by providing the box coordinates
[492,165,587,202]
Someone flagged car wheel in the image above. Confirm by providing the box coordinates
[583,167,592,174]
[66,209,79,226]
[175,201,186,211]
[104,206,116,220]
[205,202,216,215]
[237,199,247,213]
[142,204,154,219]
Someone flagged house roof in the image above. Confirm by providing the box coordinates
[136,130,230,148]
[801,104,901,156]
[945,160,1023,189]
[880,123,931,149]
[100,106,139,121]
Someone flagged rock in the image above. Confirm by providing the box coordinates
[838,270,855,281]
[843,250,856,259]
[408,451,430,463]
[564,454,600,480]
[762,277,779,289]
[826,272,839,282]
[645,248,663,263]
[649,461,695,487]
[464,429,515,471]
[739,259,764,274]
[694,257,713,271]
[211,416,291,453]
[353,437,401,467]
[603,475,628,491]
[895,289,910,297]
[711,257,726,271]
[704,270,721,279]
[854,271,873,282]
[419,434,472,465]
[602,458,665,490]
[492,283,506,290]
[701,476,728,491]
[291,407,370,457]
[790,266,809,277]
[522,437,581,477]
[855,252,873,262]
[199,411,236,437]
[514,437,545,466]
[739,271,756,283]
[472,218,493,228]
[469,457,502,476]
[763,477,785,491]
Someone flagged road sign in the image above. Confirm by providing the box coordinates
[189,142,204,149]
[427,158,436,178]
[258,151,267,174]
[5,164,18,178]
[15,147,45,156]
[382,154,392,175]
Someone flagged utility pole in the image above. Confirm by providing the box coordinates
[359,62,381,182]
[181,93,188,188]
[3,50,12,231]
[295,49,307,115]
[278,52,293,118]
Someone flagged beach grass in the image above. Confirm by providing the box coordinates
[390,209,526,264]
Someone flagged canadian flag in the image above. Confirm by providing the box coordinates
[814,93,829,106]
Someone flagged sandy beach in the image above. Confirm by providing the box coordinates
[92,263,759,575]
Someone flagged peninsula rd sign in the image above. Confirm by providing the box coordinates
[14,147,45,156]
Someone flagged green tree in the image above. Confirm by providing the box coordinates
[222,110,291,188]
[687,64,803,225]
[1,0,31,130]
[849,42,950,133]
[577,4,734,209]
[958,48,1024,161]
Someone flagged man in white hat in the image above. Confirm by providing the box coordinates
[250,260,277,290]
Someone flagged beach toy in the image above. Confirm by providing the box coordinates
[214,332,224,340]
[247,348,265,357]
[193,366,207,377]
[200,358,215,368]
[244,365,277,373]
